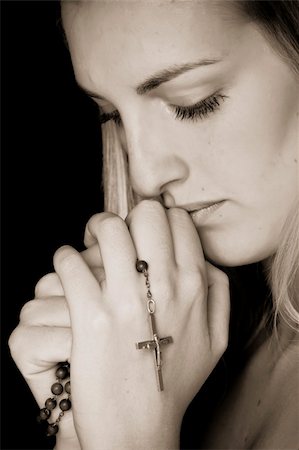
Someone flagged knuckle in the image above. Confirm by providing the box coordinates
[128,199,164,223]
[53,245,77,272]
[89,309,112,335]
[155,275,175,305]
[86,213,103,231]
[8,326,25,362]
[86,214,126,246]
[34,272,59,297]
[19,300,36,324]
[97,214,125,236]
[86,212,121,236]
[182,270,206,301]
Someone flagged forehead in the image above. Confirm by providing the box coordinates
[62,1,242,96]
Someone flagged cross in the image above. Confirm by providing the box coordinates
[136,313,173,391]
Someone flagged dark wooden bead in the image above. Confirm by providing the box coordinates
[59,398,71,411]
[136,260,148,273]
[65,381,71,394]
[55,366,69,380]
[58,361,70,368]
[46,423,59,436]
[39,408,51,421]
[45,398,57,410]
[51,382,63,395]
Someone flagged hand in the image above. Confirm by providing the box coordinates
[8,245,103,450]
[54,200,230,450]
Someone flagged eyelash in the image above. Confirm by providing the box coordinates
[171,93,228,122]
[98,92,228,126]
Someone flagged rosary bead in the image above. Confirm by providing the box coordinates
[55,366,69,380]
[45,398,57,410]
[46,423,59,436]
[39,408,51,421]
[59,398,71,411]
[51,382,63,395]
[58,361,70,368]
[39,362,72,437]
[65,381,71,394]
[136,260,148,273]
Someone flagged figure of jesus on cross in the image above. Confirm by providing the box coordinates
[136,312,173,391]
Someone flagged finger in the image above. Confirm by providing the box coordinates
[53,246,103,324]
[84,212,116,248]
[126,200,176,282]
[166,208,206,272]
[9,325,71,406]
[35,272,64,298]
[81,243,103,268]
[166,208,208,317]
[84,217,98,247]
[91,266,106,284]
[206,262,230,353]
[83,213,137,288]
[35,248,104,301]
[9,325,71,375]
[20,297,71,328]
[81,244,106,284]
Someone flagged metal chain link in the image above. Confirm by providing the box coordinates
[143,270,156,314]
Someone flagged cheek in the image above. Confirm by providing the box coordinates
[197,150,298,267]
[208,58,298,204]
[192,92,298,266]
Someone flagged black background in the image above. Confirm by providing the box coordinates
[2,1,104,448]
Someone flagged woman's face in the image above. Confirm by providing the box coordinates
[63,1,298,267]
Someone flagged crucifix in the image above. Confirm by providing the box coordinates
[136,312,173,391]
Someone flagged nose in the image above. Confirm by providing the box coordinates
[123,118,189,199]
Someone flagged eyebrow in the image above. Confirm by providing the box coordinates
[77,58,221,101]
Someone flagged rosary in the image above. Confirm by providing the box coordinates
[37,259,173,437]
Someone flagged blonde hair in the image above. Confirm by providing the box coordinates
[265,203,299,332]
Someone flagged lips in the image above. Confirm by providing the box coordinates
[175,199,225,212]
[188,200,226,224]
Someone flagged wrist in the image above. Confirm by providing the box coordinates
[76,403,182,450]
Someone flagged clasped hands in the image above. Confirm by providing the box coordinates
[9,200,230,450]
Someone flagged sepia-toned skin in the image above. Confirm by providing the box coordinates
[64,1,298,267]
[9,2,299,450]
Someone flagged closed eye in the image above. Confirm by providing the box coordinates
[98,92,228,127]
[170,92,228,122]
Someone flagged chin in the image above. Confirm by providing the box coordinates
[201,234,277,268]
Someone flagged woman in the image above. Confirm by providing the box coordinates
[9,1,299,449]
